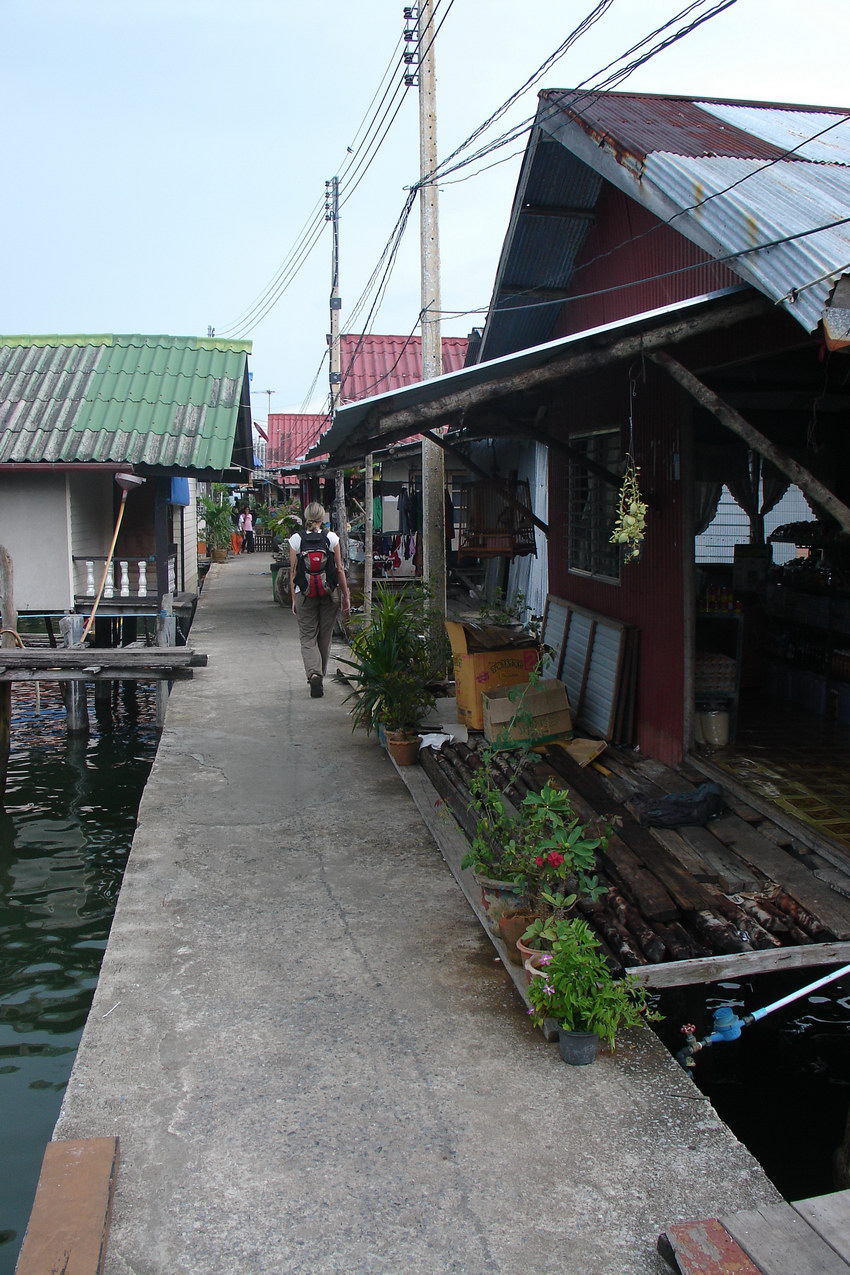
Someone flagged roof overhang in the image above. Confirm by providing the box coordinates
[316,286,768,465]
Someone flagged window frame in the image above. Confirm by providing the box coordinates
[567,427,622,584]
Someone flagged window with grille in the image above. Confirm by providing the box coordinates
[568,429,621,582]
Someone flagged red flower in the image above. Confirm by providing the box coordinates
[547,851,565,868]
[534,856,544,867]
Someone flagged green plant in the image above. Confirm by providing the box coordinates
[340,583,437,737]
[265,500,302,543]
[610,455,648,564]
[477,589,542,640]
[199,495,235,551]
[526,917,661,1049]
[461,765,608,910]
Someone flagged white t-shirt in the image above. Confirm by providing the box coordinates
[289,530,340,594]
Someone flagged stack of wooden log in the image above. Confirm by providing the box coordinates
[419,737,850,986]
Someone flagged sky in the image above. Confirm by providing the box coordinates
[3,0,849,426]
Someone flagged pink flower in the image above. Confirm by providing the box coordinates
[543,983,555,996]
[547,851,565,868]
[539,953,553,965]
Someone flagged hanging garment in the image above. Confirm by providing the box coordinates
[398,487,413,535]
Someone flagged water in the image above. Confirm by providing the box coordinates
[0,682,158,1273]
[654,968,850,1200]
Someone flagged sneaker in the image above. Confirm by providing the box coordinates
[309,675,324,698]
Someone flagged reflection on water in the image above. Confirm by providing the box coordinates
[0,682,157,1273]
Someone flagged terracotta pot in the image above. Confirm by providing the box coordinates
[211,547,228,563]
[497,909,539,966]
[516,933,548,973]
[386,733,419,766]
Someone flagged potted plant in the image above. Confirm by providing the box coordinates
[461,763,607,940]
[341,583,438,764]
[526,917,660,1063]
[199,496,235,563]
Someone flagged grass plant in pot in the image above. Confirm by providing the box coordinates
[199,496,235,563]
[526,917,661,1064]
[341,583,439,765]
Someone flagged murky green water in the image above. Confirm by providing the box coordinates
[0,682,157,1273]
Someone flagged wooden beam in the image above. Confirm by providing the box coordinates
[16,1136,119,1275]
[333,293,769,457]
[626,940,850,988]
[650,349,850,533]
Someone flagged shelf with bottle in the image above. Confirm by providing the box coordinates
[698,583,743,614]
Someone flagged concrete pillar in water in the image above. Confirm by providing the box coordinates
[156,601,176,728]
[59,615,89,735]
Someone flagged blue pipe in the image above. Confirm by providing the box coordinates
[676,960,850,1070]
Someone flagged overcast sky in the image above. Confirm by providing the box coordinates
[3,0,848,422]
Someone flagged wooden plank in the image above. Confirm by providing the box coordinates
[627,940,850,988]
[650,826,719,883]
[634,757,694,794]
[793,1190,850,1263]
[0,646,203,666]
[0,669,193,683]
[677,825,761,892]
[16,1136,119,1275]
[709,816,850,939]
[658,1218,762,1274]
[721,1201,850,1274]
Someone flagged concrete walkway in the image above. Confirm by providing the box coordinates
[55,554,780,1275]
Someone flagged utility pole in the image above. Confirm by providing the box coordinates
[326,176,350,568]
[416,0,446,619]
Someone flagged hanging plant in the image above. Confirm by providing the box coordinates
[610,456,647,563]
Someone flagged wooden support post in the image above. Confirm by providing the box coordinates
[0,545,15,800]
[59,615,89,735]
[650,349,850,533]
[155,600,176,727]
[364,455,374,621]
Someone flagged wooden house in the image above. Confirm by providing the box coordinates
[0,333,254,629]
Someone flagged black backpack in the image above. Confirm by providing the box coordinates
[295,531,338,597]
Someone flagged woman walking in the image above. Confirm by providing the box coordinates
[288,503,350,697]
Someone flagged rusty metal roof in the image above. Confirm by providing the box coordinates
[339,334,468,403]
[0,334,253,471]
[478,91,850,360]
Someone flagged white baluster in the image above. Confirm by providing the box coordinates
[119,560,130,597]
[85,561,96,596]
[168,558,176,594]
[103,561,114,599]
[137,560,148,597]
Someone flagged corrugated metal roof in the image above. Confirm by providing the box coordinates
[339,334,468,403]
[478,91,850,358]
[266,413,327,465]
[0,334,252,470]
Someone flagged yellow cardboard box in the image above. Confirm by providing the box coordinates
[446,621,538,730]
[483,678,573,750]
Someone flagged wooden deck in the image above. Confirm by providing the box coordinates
[418,736,850,987]
[0,646,207,683]
[659,1188,850,1274]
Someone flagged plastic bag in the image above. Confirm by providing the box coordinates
[637,782,724,828]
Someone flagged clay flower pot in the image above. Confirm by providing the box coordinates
[386,732,420,766]
[497,909,539,966]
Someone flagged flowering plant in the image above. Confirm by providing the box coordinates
[461,766,608,910]
[526,918,660,1050]
[610,456,648,564]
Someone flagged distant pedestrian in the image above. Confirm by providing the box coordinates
[240,507,255,553]
[289,503,350,698]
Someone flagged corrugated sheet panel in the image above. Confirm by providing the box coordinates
[339,334,467,403]
[697,102,850,166]
[0,334,251,469]
[267,413,327,465]
[644,152,850,331]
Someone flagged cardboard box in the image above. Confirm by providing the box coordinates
[483,678,573,750]
[446,621,539,730]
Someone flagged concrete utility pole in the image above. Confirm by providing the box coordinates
[418,0,446,619]
[326,176,350,566]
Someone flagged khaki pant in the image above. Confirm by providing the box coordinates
[294,590,340,681]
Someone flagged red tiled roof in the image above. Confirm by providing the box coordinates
[266,413,327,466]
[339,334,468,404]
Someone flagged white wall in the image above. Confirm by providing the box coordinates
[0,473,74,610]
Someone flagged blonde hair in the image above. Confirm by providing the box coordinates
[303,502,326,527]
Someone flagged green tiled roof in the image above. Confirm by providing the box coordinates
[0,334,253,471]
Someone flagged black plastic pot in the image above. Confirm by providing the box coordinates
[558,1029,600,1066]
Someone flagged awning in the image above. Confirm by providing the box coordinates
[310,286,766,465]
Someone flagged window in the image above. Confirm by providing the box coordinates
[568,429,622,581]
